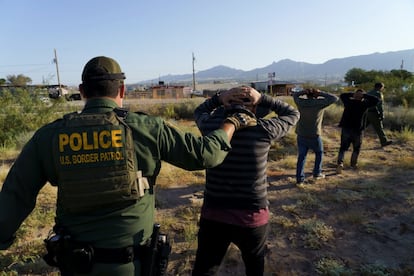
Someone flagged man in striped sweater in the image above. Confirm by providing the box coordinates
[192,86,299,276]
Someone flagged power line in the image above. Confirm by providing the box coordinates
[0,63,51,67]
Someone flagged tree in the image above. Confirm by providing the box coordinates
[6,74,32,86]
[0,78,6,85]
[344,67,414,107]
[390,69,413,80]
[344,68,373,85]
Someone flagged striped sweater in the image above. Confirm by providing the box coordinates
[194,94,299,210]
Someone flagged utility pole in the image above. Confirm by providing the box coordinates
[268,72,275,95]
[53,49,62,91]
[192,52,196,91]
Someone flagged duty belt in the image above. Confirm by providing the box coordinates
[93,245,142,263]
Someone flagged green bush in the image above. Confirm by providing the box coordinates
[0,88,63,148]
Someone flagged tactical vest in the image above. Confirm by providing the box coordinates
[54,109,149,214]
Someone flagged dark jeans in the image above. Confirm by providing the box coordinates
[337,127,362,166]
[192,218,268,276]
[296,135,323,182]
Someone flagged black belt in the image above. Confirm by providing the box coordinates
[93,245,143,263]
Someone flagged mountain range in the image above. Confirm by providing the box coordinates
[140,48,414,84]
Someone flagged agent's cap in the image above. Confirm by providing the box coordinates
[82,56,126,82]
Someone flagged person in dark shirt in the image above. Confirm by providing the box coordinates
[336,89,379,173]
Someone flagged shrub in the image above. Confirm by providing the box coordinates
[0,88,63,148]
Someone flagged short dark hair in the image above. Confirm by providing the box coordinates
[82,79,123,98]
[374,82,384,90]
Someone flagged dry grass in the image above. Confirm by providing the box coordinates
[1,115,414,275]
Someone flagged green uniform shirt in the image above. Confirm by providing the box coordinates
[0,98,231,249]
[367,88,384,118]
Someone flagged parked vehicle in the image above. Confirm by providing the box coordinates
[190,90,204,97]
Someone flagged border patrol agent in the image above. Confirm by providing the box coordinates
[0,56,256,275]
[365,82,393,147]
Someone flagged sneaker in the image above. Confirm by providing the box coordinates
[296,181,305,187]
[336,164,343,174]
[313,174,325,180]
[381,141,393,147]
[350,164,359,170]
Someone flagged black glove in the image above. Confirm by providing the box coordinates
[224,105,257,130]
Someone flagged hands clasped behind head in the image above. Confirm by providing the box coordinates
[222,86,253,108]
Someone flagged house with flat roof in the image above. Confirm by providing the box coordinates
[250,80,300,96]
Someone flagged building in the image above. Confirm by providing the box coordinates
[127,82,189,99]
[250,80,298,96]
[150,82,189,99]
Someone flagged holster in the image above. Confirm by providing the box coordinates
[44,234,94,273]
[44,233,142,274]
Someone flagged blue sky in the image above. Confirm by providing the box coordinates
[1,0,413,85]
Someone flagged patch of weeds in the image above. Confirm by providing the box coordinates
[363,185,391,200]
[162,104,177,119]
[406,193,414,206]
[0,144,19,161]
[333,189,364,204]
[296,193,321,210]
[182,221,198,244]
[394,126,414,144]
[315,257,352,275]
[173,206,200,244]
[358,262,390,276]
[0,268,19,276]
[281,204,300,215]
[175,205,200,221]
[269,133,297,160]
[157,162,205,188]
[170,253,194,276]
[362,222,380,235]
[301,219,334,249]
[0,164,11,185]
[155,212,178,232]
[174,100,201,119]
[270,215,296,236]
[338,210,365,225]
[350,181,391,200]
[271,215,296,229]
[395,155,414,170]
[1,240,47,274]
[388,267,414,275]
[274,155,297,169]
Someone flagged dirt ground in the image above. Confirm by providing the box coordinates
[1,121,413,275]
[155,127,414,276]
